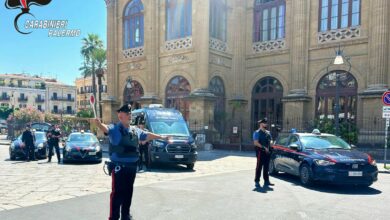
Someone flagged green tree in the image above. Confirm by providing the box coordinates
[80,33,104,109]
[76,109,94,118]
[13,107,44,130]
[0,106,13,119]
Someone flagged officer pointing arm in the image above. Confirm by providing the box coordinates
[92,104,169,220]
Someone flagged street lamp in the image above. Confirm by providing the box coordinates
[327,45,351,137]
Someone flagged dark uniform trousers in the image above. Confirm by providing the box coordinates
[109,164,137,220]
[26,144,35,160]
[255,148,270,183]
[48,142,60,162]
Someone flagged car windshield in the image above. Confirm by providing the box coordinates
[300,135,351,150]
[68,134,98,142]
[35,133,46,141]
[149,121,190,136]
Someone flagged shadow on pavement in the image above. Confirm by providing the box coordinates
[252,185,274,193]
[271,173,382,195]
[196,150,254,162]
[147,163,196,173]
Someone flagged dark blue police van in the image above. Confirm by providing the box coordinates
[132,105,197,170]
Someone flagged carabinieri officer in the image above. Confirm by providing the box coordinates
[253,118,274,188]
[94,104,169,220]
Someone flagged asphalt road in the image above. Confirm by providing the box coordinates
[1,169,389,220]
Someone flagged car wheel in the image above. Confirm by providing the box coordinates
[300,164,313,186]
[269,159,279,175]
[186,163,195,170]
[10,153,16,161]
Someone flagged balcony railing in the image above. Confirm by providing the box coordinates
[18,97,28,102]
[0,96,10,101]
[51,97,75,101]
[35,98,45,103]
[51,110,76,114]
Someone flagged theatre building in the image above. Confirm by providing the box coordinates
[103,0,389,145]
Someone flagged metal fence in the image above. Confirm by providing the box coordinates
[187,117,389,148]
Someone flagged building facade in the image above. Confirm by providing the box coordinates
[75,76,108,115]
[104,0,389,144]
[0,74,77,115]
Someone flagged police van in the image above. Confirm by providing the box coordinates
[131,105,197,170]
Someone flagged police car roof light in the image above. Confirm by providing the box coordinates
[149,104,163,108]
[312,129,321,135]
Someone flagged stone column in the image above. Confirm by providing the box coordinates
[229,0,249,141]
[188,0,216,134]
[283,0,311,130]
[102,0,120,123]
[359,0,389,141]
[194,0,210,90]
[143,0,160,104]
[231,0,246,98]
[366,0,389,92]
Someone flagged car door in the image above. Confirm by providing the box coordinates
[284,135,303,176]
[273,135,290,172]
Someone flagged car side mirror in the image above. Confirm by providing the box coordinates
[289,143,299,151]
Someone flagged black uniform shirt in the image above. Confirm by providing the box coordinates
[22,130,35,146]
[253,129,272,150]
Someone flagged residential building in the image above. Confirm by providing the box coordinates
[0,74,77,115]
[75,75,108,115]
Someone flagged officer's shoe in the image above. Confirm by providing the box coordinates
[264,181,274,186]
[255,182,261,188]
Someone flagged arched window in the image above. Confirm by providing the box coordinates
[316,71,357,120]
[252,77,283,129]
[123,0,144,49]
[319,0,360,32]
[166,0,192,40]
[253,0,285,42]
[165,76,191,120]
[209,76,225,133]
[123,80,144,109]
[210,0,227,42]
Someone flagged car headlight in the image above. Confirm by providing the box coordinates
[95,145,101,152]
[368,155,377,166]
[65,146,72,152]
[314,159,336,166]
[38,143,44,149]
[153,140,165,148]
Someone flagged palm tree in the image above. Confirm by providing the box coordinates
[80,33,104,112]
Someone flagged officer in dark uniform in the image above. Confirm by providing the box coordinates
[253,118,274,188]
[136,114,150,171]
[47,124,62,163]
[22,124,36,161]
[94,104,169,220]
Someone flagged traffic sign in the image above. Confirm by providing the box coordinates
[382,91,390,106]
[383,106,390,118]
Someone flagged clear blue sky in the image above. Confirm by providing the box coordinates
[0,0,107,85]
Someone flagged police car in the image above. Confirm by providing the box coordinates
[270,130,378,187]
[62,131,102,163]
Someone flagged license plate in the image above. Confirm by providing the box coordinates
[175,155,184,159]
[348,171,362,177]
[89,152,96,155]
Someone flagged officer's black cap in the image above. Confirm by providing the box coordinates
[117,104,132,113]
[257,118,268,124]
